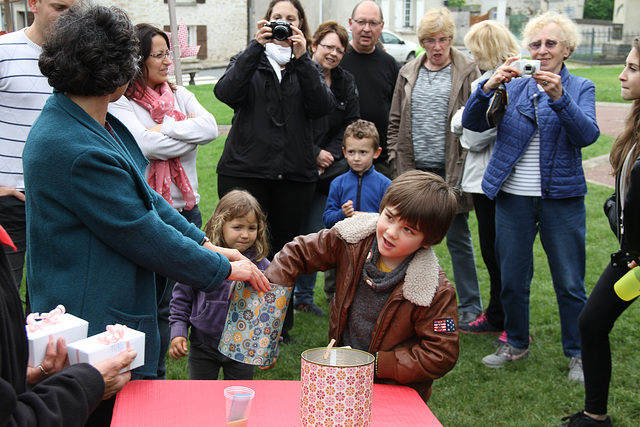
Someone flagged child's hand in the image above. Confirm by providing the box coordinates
[342,200,354,218]
[169,337,188,360]
[258,356,277,371]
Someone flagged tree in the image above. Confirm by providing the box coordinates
[448,0,468,8]
[583,0,614,20]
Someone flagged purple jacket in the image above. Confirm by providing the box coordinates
[169,250,270,347]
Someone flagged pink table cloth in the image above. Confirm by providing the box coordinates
[111,380,442,426]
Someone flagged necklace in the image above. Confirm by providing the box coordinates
[424,62,450,86]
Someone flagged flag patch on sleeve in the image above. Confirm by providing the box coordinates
[433,318,456,333]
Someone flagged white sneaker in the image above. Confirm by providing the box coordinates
[568,356,584,383]
[482,342,529,368]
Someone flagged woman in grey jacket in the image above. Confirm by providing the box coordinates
[387,8,481,326]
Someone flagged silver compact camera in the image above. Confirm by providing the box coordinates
[512,59,541,76]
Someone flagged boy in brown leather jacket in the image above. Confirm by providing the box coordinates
[266,170,460,402]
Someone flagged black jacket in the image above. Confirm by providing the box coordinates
[312,66,360,195]
[214,40,336,182]
[605,155,640,266]
[0,241,104,426]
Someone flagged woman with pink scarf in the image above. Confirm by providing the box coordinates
[108,23,218,378]
[109,23,216,228]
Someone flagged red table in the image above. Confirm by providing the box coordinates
[111,380,442,426]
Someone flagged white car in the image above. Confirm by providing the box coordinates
[347,30,420,63]
[380,31,419,63]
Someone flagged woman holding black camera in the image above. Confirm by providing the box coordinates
[214,0,335,258]
[215,0,334,341]
[461,11,599,379]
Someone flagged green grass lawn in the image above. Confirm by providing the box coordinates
[568,63,629,104]
[174,70,638,426]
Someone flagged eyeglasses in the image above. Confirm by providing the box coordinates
[528,40,560,51]
[149,51,173,60]
[421,37,451,46]
[319,43,346,56]
[352,19,382,29]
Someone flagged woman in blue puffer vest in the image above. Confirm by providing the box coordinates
[461,11,599,379]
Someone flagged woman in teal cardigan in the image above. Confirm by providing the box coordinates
[22,4,269,386]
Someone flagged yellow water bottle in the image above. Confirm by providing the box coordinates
[614,266,640,301]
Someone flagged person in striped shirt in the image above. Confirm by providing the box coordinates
[0,0,76,288]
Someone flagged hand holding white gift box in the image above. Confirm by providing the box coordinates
[67,324,145,373]
[25,305,89,368]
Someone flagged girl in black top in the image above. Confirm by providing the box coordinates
[560,37,640,427]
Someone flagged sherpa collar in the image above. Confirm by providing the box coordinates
[334,213,440,307]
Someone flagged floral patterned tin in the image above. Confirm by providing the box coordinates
[300,347,375,427]
[218,281,292,366]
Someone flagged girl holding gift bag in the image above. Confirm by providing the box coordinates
[169,190,276,379]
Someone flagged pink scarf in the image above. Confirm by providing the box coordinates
[133,81,196,210]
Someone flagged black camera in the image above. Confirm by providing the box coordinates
[264,20,293,41]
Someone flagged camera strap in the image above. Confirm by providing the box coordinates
[264,78,290,127]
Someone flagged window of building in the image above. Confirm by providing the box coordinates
[403,0,413,29]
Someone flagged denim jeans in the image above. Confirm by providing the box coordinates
[446,212,482,315]
[294,191,327,306]
[495,192,587,356]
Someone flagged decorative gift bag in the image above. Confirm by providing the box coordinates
[218,282,292,366]
[300,347,375,427]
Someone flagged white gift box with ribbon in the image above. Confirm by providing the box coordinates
[26,305,89,367]
[67,324,145,373]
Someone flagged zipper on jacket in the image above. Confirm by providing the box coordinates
[356,174,363,211]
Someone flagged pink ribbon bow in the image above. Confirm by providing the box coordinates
[26,305,66,333]
[165,19,201,75]
[97,324,128,345]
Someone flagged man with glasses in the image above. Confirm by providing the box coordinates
[0,0,77,296]
[341,0,399,179]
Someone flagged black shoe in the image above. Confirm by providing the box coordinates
[559,411,612,427]
[279,331,291,343]
[295,302,325,316]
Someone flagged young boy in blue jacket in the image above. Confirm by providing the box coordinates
[323,120,392,228]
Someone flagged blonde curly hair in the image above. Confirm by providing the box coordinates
[522,10,581,57]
